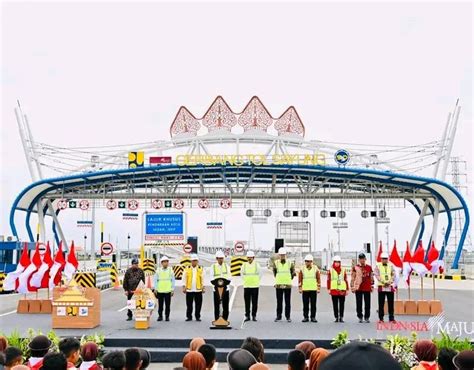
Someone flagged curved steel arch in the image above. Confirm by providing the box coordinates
[10,164,469,268]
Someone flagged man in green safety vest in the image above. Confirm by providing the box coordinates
[298,254,321,322]
[374,252,396,322]
[241,250,261,322]
[154,256,175,321]
[273,247,295,322]
[210,251,231,321]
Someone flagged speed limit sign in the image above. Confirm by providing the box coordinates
[174,199,184,209]
[151,199,163,209]
[57,199,68,210]
[220,198,232,209]
[106,199,117,210]
[183,243,193,253]
[198,198,209,209]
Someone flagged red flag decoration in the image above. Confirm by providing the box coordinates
[49,242,66,289]
[18,243,42,293]
[31,241,53,289]
[427,241,444,274]
[389,240,403,269]
[402,241,413,286]
[3,243,30,291]
[376,241,383,263]
[411,241,430,276]
[64,241,79,280]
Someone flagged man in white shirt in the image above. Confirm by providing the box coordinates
[210,250,231,321]
[182,254,205,321]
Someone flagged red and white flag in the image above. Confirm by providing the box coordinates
[410,241,431,276]
[402,241,413,286]
[376,241,383,263]
[18,243,42,293]
[49,242,66,289]
[3,243,30,291]
[427,241,444,275]
[30,242,53,288]
[389,240,403,288]
[64,241,79,281]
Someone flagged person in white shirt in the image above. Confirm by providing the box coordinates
[210,250,231,321]
[182,254,205,321]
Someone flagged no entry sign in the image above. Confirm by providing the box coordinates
[101,242,114,256]
[234,241,245,253]
[183,243,193,253]
[38,243,47,255]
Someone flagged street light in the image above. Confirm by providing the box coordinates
[127,234,131,268]
[83,234,87,268]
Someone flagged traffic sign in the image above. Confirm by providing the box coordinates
[128,199,139,210]
[79,200,90,210]
[234,241,245,253]
[183,243,193,253]
[106,199,117,210]
[101,242,114,256]
[220,198,232,209]
[198,198,209,209]
[174,199,184,209]
[151,199,163,209]
[38,243,47,255]
[57,199,68,210]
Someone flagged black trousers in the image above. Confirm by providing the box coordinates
[378,291,395,321]
[156,292,171,319]
[331,295,346,319]
[302,291,317,319]
[244,288,259,318]
[355,291,371,319]
[127,292,134,318]
[186,292,203,320]
[276,288,291,319]
[213,288,230,320]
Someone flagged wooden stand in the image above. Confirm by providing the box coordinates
[28,300,41,313]
[417,300,431,315]
[394,300,405,315]
[17,300,29,313]
[40,300,52,313]
[429,300,443,315]
[404,300,418,314]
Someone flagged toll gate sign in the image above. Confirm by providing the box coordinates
[144,213,185,241]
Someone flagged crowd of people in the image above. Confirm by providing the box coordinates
[0,334,473,370]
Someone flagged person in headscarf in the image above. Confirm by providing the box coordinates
[182,351,207,370]
[189,338,206,352]
[249,363,271,370]
[411,340,439,370]
[227,349,257,370]
[452,350,474,370]
[79,342,102,370]
[327,256,349,322]
[0,336,8,353]
[295,341,316,361]
[308,348,329,370]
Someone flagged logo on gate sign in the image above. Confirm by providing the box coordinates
[128,199,139,210]
[174,199,184,209]
[198,198,209,209]
[101,242,114,256]
[79,200,90,210]
[183,243,193,253]
[234,241,245,253]
[57,199,68,210]
[151,199,163,209]
[334,149,351,166]
[220,198,232,209]
[106,199,117,210]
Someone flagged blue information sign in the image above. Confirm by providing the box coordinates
[145,213,184,240]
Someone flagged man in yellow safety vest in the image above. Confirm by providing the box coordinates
[273,247,295,322]
[298,254,321,323]
[241,250,261,322]
[374,252,396,322]
[182,254,205,321]
[210,250,231,321]
[154,256,175,321]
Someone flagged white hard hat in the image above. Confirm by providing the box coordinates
[381,252,389,259]
[190,254,199,261]
[160,256,169,263]
[278,247,287,255]
[247,251,255,258]
[215,250,225,258]
[304,254,313,262]
[333,255,341,262]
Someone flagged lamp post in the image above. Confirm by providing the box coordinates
[127,234,130,268]
[83,234,87,269]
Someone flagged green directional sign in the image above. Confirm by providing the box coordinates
[118,201,126,209]
[164,200,172,208]
[69,201,77,208]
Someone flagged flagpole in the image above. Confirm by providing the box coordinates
[432,275,436,300]
[421,276,424,300]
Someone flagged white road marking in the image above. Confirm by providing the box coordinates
[117,305,128,312]
[0,310,17,317]
[228,284,238,313]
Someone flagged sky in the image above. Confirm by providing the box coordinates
[1,1,472,255]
